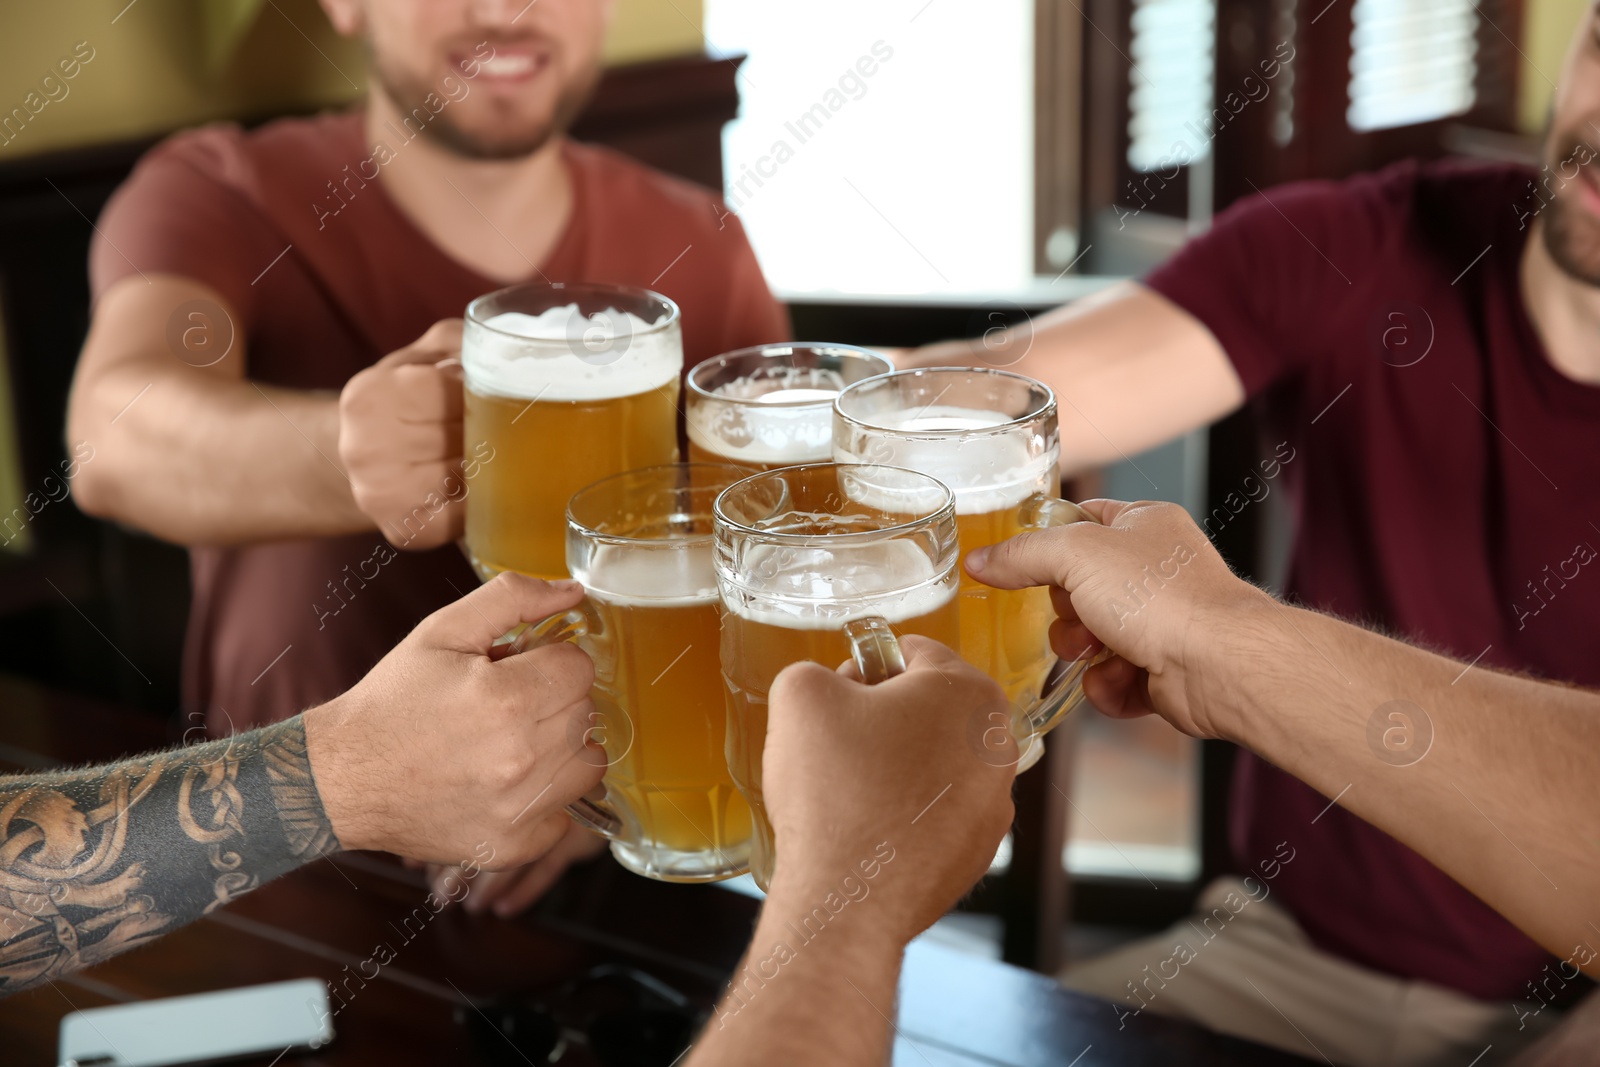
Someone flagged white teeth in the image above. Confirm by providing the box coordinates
[481,55,535,76]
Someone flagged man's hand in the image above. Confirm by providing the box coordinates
[762,638,1017,945]
[303,572,604,869]
[965,499,1271,738]
[687,641,1015,1066]
[339,319,465,550]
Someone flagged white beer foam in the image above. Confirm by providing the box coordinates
[688,377,846,464]
[581,540,719,605]
[464,306,681,402]
[722,538,955,629]
[837,405,1055,515]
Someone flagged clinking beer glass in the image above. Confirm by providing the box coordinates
[686,344,892,469]
[462,282,682,581]
[523,463,755,882]
[713,463,961,890]
[833,367,1100,771]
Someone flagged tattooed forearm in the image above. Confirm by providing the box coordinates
[0,716,340,996]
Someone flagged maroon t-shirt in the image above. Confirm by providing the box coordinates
[90,111,789,734]
[1144,159,1599,1000]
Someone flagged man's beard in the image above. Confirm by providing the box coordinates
[371,50,600,161]
[1539,135,1600,286]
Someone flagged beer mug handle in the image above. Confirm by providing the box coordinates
[495,608,586,652]
[1016,494,1107,738]
[843,616,906,684]
[502,607,626,840]
[1018,494,1097,530]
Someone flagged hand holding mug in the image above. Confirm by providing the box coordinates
[304,572,605,869]
[965,499,1272,740]
[338,318,466,551]
[762,638,1017,945]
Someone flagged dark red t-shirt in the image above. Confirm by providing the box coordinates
[1144,159,1599,1000]
[90,110,789,734]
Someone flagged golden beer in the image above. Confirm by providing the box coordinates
[565,464,754,882]
[835,370,1096,769]
[955,504,1058,722]
[461,284,683,581]
[722,583,959,891]
[465,387,677,579]
[584,576,751,871]
[686,344,891,470]
[714,464,962,890]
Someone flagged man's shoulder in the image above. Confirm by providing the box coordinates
[130,111,362,199]
[93,111,365,301]
[565,140,733,237]
[1404,157,1538,237]
[1345,158,1535,265]
[1359,157,1533,217]
[1201,158,1533,270]
[130,121,250,191]
[1235,158,1532,226]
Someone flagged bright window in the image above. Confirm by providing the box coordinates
[1127,0,1217,172]
[1347,0,1478,131]
[704,1,1034,295]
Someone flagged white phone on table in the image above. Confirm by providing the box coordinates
[58,978,334,1067]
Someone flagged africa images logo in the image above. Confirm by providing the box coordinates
[1365,700,1433,767]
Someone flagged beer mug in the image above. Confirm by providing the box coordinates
[462,282,682,581]
[524,464,755,882]
[833,367,1099,771]
[713,463,961,890]
[686,344,892,469]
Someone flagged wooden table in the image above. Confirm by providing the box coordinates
[0,674,1311,1066]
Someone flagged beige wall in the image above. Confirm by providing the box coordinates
[0,0,704,160]
[609,0,704,65]
[1520,0,1588,133]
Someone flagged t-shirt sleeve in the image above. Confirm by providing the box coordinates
[1142,176,1395,397]
[90,129,280,326]
[709,210,791,351]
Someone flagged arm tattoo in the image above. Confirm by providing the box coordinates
[0,716,340,996]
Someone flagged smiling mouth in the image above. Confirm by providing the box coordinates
[482,54,538,76]
[1575,161,1600,218]
[457,46,551,83]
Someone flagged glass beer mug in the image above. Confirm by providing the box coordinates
[462,282,683,581]
[686,344,892,469]
[833,367,1100,771]
[525,464,755,882]
[713,463,961,890]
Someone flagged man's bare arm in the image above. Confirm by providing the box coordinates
[902,282,1246,476]
[1212,599,1600,971]
[687,883,903,1066]
[687,644,1016,1065]
[68,274,370,544]
[970,501,1600,971]
[0,573,610,999]
[0,717,337,995]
